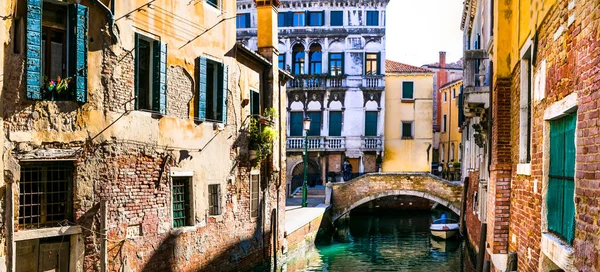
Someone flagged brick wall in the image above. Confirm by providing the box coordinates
[465,170,482,251]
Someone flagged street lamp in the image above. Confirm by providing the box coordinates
[302,116,311,207]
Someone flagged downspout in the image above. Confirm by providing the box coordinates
[92,0,118,43]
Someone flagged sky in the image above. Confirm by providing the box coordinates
[386,0,465,67]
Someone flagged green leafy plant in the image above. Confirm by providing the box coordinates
[453,161,461,168]
[248,108,278,165]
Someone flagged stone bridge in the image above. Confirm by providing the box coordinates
[328,172,464,221]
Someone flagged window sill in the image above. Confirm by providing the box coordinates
[401,99,415,103]
[14,225,82,241]
[541,233,575,271]
[516,163,531,176]
[401,137,414,140]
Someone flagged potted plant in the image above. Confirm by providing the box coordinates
[43,76,73,100]
[248,108,277,165]
[453,161,461,169]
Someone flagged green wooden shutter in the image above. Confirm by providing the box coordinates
[365,111,378,136]
[26,0,43,100]
[402,81,414,99]
[134,34,140,110]
[290,112,303,136]
[376,52,381,75]
[308,112,321,136]
[341,53,345,75]
[198,57,207,120]
[321,11,325,26]
[221,64,228,124]
[563,113,576,244]
[305,11,310,26]
[329,111,342,136]
[152,41,167,114]
[245,13,251,28]
[69,4,88,102]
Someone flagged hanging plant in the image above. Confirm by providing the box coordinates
[248,108,278,165]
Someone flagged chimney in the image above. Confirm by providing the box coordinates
[439,51,447,69]
[254,0,280,61]
[436,52,448,128]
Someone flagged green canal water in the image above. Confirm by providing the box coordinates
[286,211,466,272]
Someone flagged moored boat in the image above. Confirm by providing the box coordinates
[430,214,459,239]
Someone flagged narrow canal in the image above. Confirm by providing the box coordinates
[286,209,467,271]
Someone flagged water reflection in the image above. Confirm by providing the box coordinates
[287,212,465,272]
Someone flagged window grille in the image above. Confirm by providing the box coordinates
[250,174,259,218]
[172,177,191,228]
[208,184,221,216]
[19,162,73,229]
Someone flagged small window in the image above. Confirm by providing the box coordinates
[329,53,343,76]
[135,33,168,114]
[366,11,379,26]
[402,81,414,99]
[206,0,219,8]
[329,111,342,136]
[198,57,228,123]
[290,112,303,136]
[236,13,250,28]
[208,184,221,216]
[453,88,456,98]
[250,89,260,116]
[365,111,378,136]
[278,54,285,70]
[307,11,324,26]
[330,11,343,26]
[19,162,74,230]
[293,12,305,26]
[173,177,192,228]
[402,122,413,139]
[444,91,447,102]
[365,53,379,75]
[442,114,447,132]
[250,174,259,218]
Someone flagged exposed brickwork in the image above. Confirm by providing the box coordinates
[167,66,194,119]
[465,170,482,251]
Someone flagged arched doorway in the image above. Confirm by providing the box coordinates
[291,160,320,193]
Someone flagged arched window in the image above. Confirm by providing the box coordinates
[292,44,305,75]
[309,44,322,75]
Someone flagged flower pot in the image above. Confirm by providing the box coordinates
[249,150,257,161]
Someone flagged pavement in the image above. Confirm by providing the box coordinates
[284,196,329,235]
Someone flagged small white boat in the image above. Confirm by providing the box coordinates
[430,214,459,239]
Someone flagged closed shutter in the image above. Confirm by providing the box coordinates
[365,111,378,136]
[290,112,303,136]
[321,11,325,26]
[285,12,293,26]
[197,57,207,120]
[329,111,342,136]
[26,0,43,100]
[152,41,167,114]
[245,13,251,28]
[402,81,414,99]
[69,4,88,102]
[307,112,321,136]
[221,63,228,124]
[305,11,310,26]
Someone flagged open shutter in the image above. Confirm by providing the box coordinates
[69,4,88,102]
[26,0,43,100]
[363,52,366,75]
[134,34,140,109]
[285,12,293,26]
[341,53,345,75]
[152,41,167,114]
[221,64,228,124]
[197,57,207,120]
[321,11,325,26]
[376,52,381,75]
[245,13,251,28]
[305,11,310,26]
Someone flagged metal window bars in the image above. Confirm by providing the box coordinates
[208,184,221,216]
[172,177,190,228]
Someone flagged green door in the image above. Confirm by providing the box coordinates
[329,111,342,136]
[290,112,303,136]
[307,112,321,136]
[365,111,378,136]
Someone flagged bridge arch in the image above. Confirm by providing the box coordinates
[330,173,463,221]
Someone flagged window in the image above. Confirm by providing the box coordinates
[278,54,285,70]
[236,13,250,28]
[365,111,378,136]
[307,112,322,136]
[208,184,221,216]
[365,53,380,75]
[290,112,303,136]
[442,114,447,132]
[330,11,343,26]
[307,11,324,26]
[329,53,344,76]
[547,113,576,244]
[444,91,447,102]
[25,1,88,102]
[250,89,260,116]
[329,111,342,136]
[250,173,259,218]
[366,11,379,26]
[402,121,413,138]
[172,177,191,228]
[309,44,322,75]
[292,44,305,75]
[19,162,73,229]
[520,48,532,164]
[206,0,218,8]
[198,57,228,123]
[135,33,168,113]
[402,81,414,99]
[293,12,305,26]
[453,88,456,98]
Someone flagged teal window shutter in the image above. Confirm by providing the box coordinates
[221,64,228,124]
[341,53,345,75]
[376,52,381,75]
[198,57,207,120]
[290,112,303,136]
[365,111,377,136]
[134,34,140,110]
[402,81,414,99]
[69,4,88,103]
[26,0,43,100]
[329,111,342,136]
[152,41,167,114]
[307,112,321,136]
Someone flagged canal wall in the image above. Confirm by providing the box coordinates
[282,204,333,268]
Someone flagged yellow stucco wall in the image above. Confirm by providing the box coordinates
[438,80,462,165]
[383,73,433,172]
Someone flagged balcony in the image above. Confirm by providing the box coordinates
[361,75,385,90]
[463,50,490,117]
[361,136,383,151]
[287,75,347,90]
[286,136,346,152]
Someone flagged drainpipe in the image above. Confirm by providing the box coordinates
[92,0,119,43]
